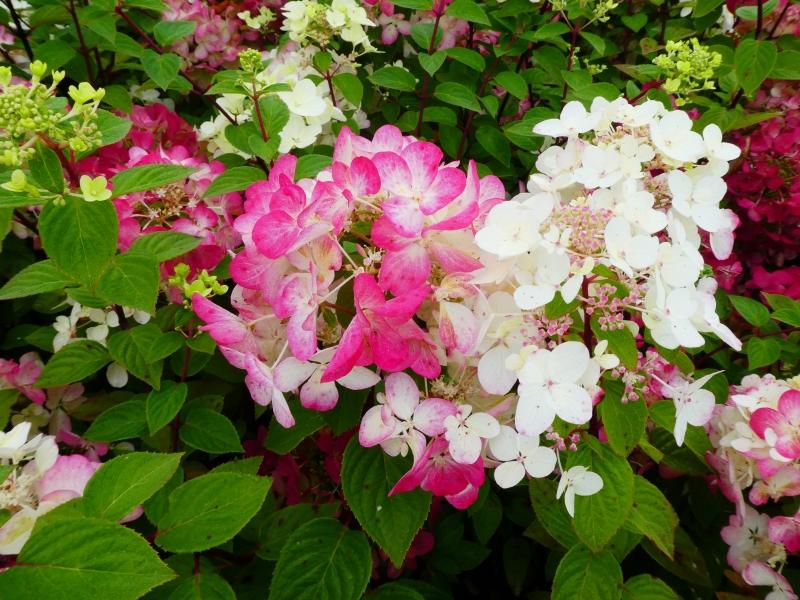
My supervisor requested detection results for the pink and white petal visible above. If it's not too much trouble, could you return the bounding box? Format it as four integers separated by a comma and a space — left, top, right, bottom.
523, 446, 557, 478
413, 398, 458, 436
769, 516, 800, 553
287, 310, 318, 362
372, 151, 412, 194
407, 429, 427, 463
478, 346, 518, 396
428, 242, 483, 274
243, 353, 276, 407
299, 372, 339, 411
402, 141, 442, 189
320, 319, 367, 383
383, 196, 425, 237
779, 390, 800, 425
750, 408, 787, 441
419, 168, 467, 214
378, 246, 432, 296
35, 455, 100, 499
371, 216, 412, 252
447, 429, 483, 464
359, 405, 397, 446
252, 211, 300, 258
550, 383, 592, 425
337, 367, 381, 390
465, 412, 500, 439
494, 461, 526, 489
384, 372, 421, 421
349, 157, 381, 196
446, 482, 481, 510
273, 357, 317, 392
488, 425, 520, 462
439, 301, 480, 355
515, 387, 556, 436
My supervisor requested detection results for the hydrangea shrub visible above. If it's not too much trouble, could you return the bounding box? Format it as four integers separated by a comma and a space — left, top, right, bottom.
0, 0, 799, 598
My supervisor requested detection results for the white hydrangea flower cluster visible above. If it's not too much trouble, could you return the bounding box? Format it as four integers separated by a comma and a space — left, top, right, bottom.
200, 45, 366, 156
281, 0, 375, 51
471, 96, 741, 479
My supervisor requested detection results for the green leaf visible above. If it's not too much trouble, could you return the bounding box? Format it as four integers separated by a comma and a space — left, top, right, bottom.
142, 49, 182, 90
649, 401, 712, 465
641, 527, 711, 587
736, 0, 778, 20
156, 472, 270, 552
592, 320, 638, 369
0, 517, 174, 600
494, 71, 527, 100
433, 82, 481, 112
203, 166, 263, 197
107, 326, 165, 388
369, 582, 426, 600
146, 381, 188, 434
445, 47, 485, 72
83, 452, 183, 521
0, 190, 39, 209
729, 294, 771, 327
29, 145, 65, 193
445, 0, 491, 25
39, 195, 118, 286
745, 336, 782, 369
552, 544, 623, 600
341, 440, 431, 567
96, 110, 134, 147
735, 39, 778, 96
258, 95, 290, 138
475, 126, 511, 166
528, 478, 579, 548
36, 340, 110, 388
599, 380, 647, 457
85, 400, 148, 442
127, 231, 202, 262
580, 31, 607, 55
268, 518, 372, 600
620, 14, 647, 32
295, 155, 333, 180
621, 575, 678, 599
180, 408, 244, 454
257, 503, 340, 560
111, 164, 198, 198
418, 52, 446, 77
168, 573, 236, 600
0, 260, 74, 300
624, 475, 678, 557
531, 21, 570, 39
391, 0, 432, 8
693, 0, 724, 18
265, 401, 325, 454
332, 73, 364, 106
153, 20, 197, 46
97, 253, 160, 314
568, 438, 634, 551
368, 66, 417, 92
771, 51, 800, 80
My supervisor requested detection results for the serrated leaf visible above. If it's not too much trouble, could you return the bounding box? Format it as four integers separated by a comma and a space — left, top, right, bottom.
153, 20, 196, 46
265, 400, 325, 454
0, 517, 174, 600
203, 166, 263, 197
418, 52, 446, 76
624, 475, 678, 557
85, 400, 148, 442
36, 340, 110, 388
528, 478, 579, 548
39, 195, 118, 286
729, 294, 770, 327
0, 260, 74, 300
745, 336, 782, 369
179, 408, 244, 454
552, 544, 622, 600
599, 380, 647, 457
567, 438, 634, 551
494, 71, 528, 100
142, 49, 182, 90
433, 82, 481, 112
111, 164, 198, 198
445, 0, 490, 25
341, 440, 431, 567
369, 66, 417, 92
127, 231, 202, 262
621, 575, 678, 600
445, 47, 485, 72
332, 73, 364, 106
735, 39, 778, 96
83, 452, 183, 521
29, 145, 64, 193
475, 126, 511, 166
156, 472, 270, 553
168, 573, 236, 600
257, 95, 290, 138
294, 154, 332, 180
257, 503, 340, 560
146, 381, 188, 435
592, 319, 638, 369
268, 518, 371, 600
97, 253, 159, 314
107, 326, 166, 388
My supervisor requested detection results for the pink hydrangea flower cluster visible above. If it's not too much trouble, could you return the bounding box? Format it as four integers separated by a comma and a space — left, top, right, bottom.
707, 374, 800, 599
721, 82, 800, 298
77, 103, 243, 281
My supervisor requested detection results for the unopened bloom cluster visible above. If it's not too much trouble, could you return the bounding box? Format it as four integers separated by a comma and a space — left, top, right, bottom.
652, 38, 722, 102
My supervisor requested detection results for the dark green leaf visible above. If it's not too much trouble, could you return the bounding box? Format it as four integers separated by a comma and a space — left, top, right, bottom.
36, 340, 110, 388
180, 408, 244, 454
111, 164, 198, 197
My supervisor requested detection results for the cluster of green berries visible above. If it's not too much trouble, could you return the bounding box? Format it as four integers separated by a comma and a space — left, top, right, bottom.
169, 264, 229, 306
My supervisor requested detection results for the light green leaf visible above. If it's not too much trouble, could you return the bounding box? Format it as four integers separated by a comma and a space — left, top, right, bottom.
36, 340, 110, 388
179, 408, 244, 454
153, 20, 197, 46
258, 95, 290, 138
735, 39, 778, 96
142, 49, 182, 90
295, 155, 333, 180
332, 73, 364, 106
445, 47, 485, 72
624, 475, 678, 558
96, 110, 134, 147
29, 145, 64, 193
341, 440, 431, 567
83, 452, 183, 521
745, 336, 782, 369
552, 544, 622, 600
85, 400, 148, 442
0, 517, 175, 600
39, 195, 118, 286
0, 260, 74, 300
592, 319, 638, 369
269, 518, 372, 600
494, 71, 527, 100
369, 66, 417, 92
97, 253, 160, 314
147, 381, 188, 435
127, 231, 202, 262
621, 575, 678, 600
167, 573, 236, 600
445, 0, 491, 25
418, 52, 446, 76
729, 294, 771, 327
111, 164, 198, 198
156, 472, 270, 552
599, 380, 647, 457
203, 166, 263, 198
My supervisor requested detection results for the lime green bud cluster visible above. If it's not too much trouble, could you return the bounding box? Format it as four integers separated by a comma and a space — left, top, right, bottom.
0, 63, 104, 167
652, 38, 722, 103
238, 49, 264, 73
591, 0, 620, 22
169, 264, 229, 305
